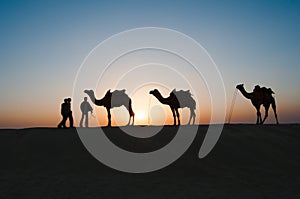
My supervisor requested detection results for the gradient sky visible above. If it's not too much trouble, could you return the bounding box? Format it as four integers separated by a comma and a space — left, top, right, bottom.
0, 0, 299, 128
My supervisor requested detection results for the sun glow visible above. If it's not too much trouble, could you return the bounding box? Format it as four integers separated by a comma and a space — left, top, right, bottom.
136, 111, 146, 120
135, 111, 148, 125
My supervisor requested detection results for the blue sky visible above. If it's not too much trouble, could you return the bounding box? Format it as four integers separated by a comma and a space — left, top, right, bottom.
0, 0, 299, 127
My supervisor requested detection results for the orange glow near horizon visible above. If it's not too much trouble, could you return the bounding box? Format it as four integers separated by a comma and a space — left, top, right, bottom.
0, 101, 299, 128
0, 88, 299, 128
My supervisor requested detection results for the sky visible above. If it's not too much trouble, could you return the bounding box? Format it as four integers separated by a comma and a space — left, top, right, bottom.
0, 0, 299, 128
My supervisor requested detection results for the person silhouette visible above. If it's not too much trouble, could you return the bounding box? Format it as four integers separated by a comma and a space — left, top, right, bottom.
66, 98, 74, 128
79, 97, 93, 127
57, 98, 74, 128
58, 98, 68, 128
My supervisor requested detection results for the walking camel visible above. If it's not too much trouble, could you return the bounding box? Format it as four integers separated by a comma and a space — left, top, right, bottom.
236, 84, 279, 124
149, 89, 196, 125
84, 89, 135, 126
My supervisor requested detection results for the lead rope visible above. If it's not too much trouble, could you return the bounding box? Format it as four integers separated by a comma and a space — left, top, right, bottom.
90, 111, 96, 119
87, 111, 96, 123
227, 88, 238, 124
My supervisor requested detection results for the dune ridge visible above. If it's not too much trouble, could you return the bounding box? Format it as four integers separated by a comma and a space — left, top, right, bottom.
0, 124, 299, 198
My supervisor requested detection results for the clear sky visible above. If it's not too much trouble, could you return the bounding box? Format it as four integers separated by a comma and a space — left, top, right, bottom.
0, 0, 299, 128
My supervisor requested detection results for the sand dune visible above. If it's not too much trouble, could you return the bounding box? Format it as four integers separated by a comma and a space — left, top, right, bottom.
0, 125, 299, 198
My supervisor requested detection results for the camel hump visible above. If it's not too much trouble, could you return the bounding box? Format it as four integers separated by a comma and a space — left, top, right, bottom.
261, 87, 275, 95
172, 90, 196, 109
253, 86, 274, 95
173, 89, 192, 97
112, 89, 127, 96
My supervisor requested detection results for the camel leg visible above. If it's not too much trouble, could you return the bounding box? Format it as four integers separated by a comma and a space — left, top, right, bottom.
106, 107, 111, 127
261, 104, 270, 124
126, 116, 131, 126
171, 108, 176, 125
255, 106, 262, 124
126, 109, 131, 126
192, 110, 196, 125
126, 114, 134, 126
271, 100, 279, 125
175, 108, 180, 126
258, 112, 262, 124
188, 110, 192, 125
125, 100, 135, 126
129, 100, 135, 125
131, 115, 135, 126
189, 109, 196, 125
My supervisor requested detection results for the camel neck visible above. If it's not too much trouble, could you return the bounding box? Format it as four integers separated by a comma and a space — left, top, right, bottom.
153, 92, 170, 105
238, 87, 253, 99
89, 94, 96, 103
87, 93, 101, 105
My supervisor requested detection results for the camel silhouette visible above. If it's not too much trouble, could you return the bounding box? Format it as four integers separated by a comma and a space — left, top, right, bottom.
84, 89, 135, 126
236, 84, 279, 124
149, 89, 196, 125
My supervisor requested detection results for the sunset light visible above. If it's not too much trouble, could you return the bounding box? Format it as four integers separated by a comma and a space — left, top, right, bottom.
0, 1, 299, 129
135, 111, 147, 123
1, 1, 299, 198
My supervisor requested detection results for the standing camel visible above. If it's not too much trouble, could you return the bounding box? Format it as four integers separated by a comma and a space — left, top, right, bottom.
236, 84, 279, 124
84, 89, 134, 126
149, 89, 196, 125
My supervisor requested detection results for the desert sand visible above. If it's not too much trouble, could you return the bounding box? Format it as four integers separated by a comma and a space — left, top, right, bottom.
0, 124, 299, 199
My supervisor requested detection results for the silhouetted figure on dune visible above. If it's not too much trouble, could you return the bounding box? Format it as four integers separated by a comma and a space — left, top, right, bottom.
80, 97, 93, 128
236, 84, 279, 124
84, 89, 135, 126
149, 89, 196, 125
58, 98, 74, 128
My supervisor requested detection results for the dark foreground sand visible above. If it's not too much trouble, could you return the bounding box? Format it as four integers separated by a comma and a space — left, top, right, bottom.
0, 125, 299, 199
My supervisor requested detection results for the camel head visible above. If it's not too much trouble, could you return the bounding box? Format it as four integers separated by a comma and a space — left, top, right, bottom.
149, 89, 159, 96
236, 84, 244, 90
84, 89, 94, 96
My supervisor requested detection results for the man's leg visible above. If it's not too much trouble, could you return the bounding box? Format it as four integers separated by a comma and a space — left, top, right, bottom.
57, 116, 65, 128
69, 112, 74, 128
79, 113, 84, 127
60, 115, 67, 128
85, 113, 89, 127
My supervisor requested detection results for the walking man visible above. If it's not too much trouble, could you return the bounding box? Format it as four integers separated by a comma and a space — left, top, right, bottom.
80, 97, 93, 127
66, 98, 74, 128
58, 98, 74, 128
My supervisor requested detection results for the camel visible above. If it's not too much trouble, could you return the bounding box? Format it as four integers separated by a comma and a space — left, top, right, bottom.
236, 84, 279, 124
84, 89, 134, 126
149, 89, 196, 125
